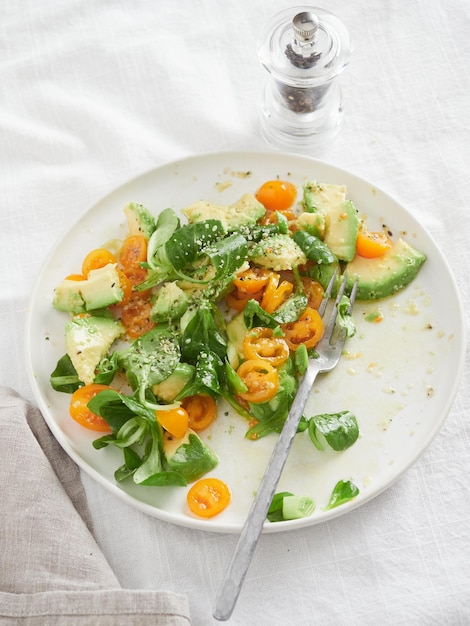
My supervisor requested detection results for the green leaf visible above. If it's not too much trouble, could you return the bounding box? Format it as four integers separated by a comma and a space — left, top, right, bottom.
133, 422, 164, 484
123, 446, 142, 470
243, 299, 280, 330
166, 433, 218, 483
113, 448, 143, 481
204, 232, 248, 283
138, 471, 187, 487
180, 304, 227, 362
224, 360, 248, 394
294, 343, 309, 375
50, 354, 82, 393
87, 389, 136, 433
118, 326, 181, 398
324, 480, 360, 510
165, 219, 225, 271
267, 492, 294, 522
177, 350, 223, 399
272, 292, 308, 324
93, 352, 119, 385
337, 294, 357, 338
293, 230, 336, 265
275, 211, 289, 234
308, 411, 359, 451
115, 464, 137, 482
147, 208, 180, 268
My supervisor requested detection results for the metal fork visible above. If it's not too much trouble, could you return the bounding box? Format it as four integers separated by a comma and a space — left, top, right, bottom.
213, 273, 358, 622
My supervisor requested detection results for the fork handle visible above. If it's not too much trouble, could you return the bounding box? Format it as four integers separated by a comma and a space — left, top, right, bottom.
213, 361, 320, 621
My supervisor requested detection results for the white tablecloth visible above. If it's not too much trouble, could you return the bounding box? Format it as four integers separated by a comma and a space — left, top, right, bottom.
2, 1, 469, 624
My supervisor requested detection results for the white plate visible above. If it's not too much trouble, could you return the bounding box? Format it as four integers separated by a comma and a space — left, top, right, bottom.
25, 151, 465, 533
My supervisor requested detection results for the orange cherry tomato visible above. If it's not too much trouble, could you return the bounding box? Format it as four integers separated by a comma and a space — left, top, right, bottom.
156, 406, 189, 439
182, 394, 217, 431
226, 287, 264, 311
81, 248, 118, 277
187, 477, 231, 518
70, 384, 113, 432
236, 359, 279, 404
282, 307, 323, 350
356, 230, 392, 258
243, 328, 290, 367
116, 270, 133, 306
122, 266, 152, 298
122, 266, 149, 288
121, 296, 155, 338
233, 267, 272, 295
261, 273, 293, 314
301, 277, 324, 310
119, 235, 148, 269
255, 180, 297, 212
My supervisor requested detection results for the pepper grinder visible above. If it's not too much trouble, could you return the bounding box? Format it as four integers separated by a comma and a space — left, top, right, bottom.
258, 6, 352, 153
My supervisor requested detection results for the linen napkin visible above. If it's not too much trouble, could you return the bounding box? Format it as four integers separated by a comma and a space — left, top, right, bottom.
0, 387, 191, 625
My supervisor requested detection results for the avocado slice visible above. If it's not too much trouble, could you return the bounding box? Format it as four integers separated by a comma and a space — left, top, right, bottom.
344, 238, 426, 300
302, 182, 359, 262
65, 315, 124, 385
80, 264, 124, 310
324, 199, 359, 263
124, 202, 156, 239
152, 363, 195, 402
183, 193, 266, 232
53, 279, 86, 313
53, 263, 124, 313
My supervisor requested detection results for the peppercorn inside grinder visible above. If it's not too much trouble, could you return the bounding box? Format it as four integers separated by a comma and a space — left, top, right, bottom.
257, 7, 352, 153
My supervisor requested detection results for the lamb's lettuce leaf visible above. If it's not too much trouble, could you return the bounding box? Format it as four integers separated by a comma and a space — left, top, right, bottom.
308, 411, 359, 451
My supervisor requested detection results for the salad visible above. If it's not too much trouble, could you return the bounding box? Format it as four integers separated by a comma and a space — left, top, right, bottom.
50, 178, 426, 519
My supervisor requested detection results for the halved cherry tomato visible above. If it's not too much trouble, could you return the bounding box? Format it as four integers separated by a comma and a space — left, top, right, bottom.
233, 267, 272, 295
121, 296, 155, 338
116, 270, 133, 306
156, 406, 189, 439
243, 327, 290, 367
70, 384, 113, 432
187, 477, 231, 518
119, 235, 148, 269
255, 180, 297, 211
301, 277, 324, 310
261, 273, 293, 314
81, 248, 118, 277
122, 266, 152, 298
236, 359, 279, 404
282, 307, 323, 350
182, 394, 217, 431
356, 230, 392, 258
226, 287, 264, 311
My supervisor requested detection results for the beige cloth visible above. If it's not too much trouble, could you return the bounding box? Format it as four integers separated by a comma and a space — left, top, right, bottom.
0, 387, 191, 625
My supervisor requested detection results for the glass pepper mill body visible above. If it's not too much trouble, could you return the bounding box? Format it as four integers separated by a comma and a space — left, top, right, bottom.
258, 7, 352, 153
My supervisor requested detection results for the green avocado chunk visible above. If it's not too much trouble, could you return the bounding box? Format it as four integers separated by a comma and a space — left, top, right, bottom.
344, 238, 426, 300
65, 315, 124, 385
302, 182, 359, 262
323, 199, 359, 262
182, 193, 265, 231
124, 202, 156, 239
53, 263, 124, 313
